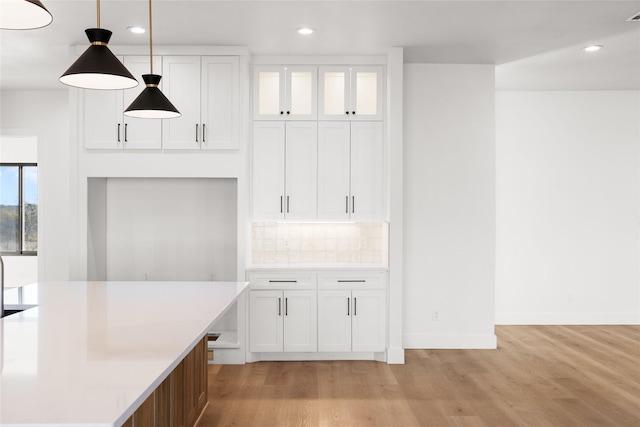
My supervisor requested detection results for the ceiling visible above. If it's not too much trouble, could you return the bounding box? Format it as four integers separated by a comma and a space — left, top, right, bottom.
0, 0, 639, 91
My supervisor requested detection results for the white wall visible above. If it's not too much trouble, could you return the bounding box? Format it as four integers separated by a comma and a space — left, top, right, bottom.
403, 64, 496, 348
1, 90, 70, 281
496, 91, 640, 324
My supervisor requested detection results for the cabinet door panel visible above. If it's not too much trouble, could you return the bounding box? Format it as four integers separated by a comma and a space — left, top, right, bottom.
318, 67, 350, 120
122, 56, 162, 149
285, 121, 317, 219
350, 122, 383, 221
249, 290, 283, 352
351, 290, 386, 352
254, 66, 285, 119
317, 121, 351, 220
82, 81, 122, 149
351, 66, 383, 120
283, 290, 317, 352
201, 56, 239, 149
162, 56, 201, 149
318, 290, 351, 352
252, 122, 286, 220
286, 66, 317, 120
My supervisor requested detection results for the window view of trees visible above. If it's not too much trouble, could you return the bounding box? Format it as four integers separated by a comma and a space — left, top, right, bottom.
0, 164, 37, 254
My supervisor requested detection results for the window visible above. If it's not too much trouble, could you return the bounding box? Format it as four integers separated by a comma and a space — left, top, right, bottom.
0, 163, 37, 254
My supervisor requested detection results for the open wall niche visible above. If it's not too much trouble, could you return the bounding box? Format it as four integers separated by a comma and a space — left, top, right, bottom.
88, 177, 237, 282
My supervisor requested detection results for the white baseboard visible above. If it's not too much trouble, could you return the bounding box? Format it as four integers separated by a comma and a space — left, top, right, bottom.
495, 312, 640, 325
403, 333, 497, 349
386, 346, 405, 364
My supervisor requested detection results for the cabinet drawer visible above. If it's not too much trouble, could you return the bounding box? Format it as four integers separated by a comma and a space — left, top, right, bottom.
248, 272, 317, 290
318, 271, 386, 290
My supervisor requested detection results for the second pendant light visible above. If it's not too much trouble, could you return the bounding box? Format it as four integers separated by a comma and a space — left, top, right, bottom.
124, 0, 180, 119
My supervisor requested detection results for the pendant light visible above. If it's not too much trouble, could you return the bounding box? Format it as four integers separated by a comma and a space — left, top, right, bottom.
0, 0, 52, 30
59, 0, 138, 90
124, 0, 180, 118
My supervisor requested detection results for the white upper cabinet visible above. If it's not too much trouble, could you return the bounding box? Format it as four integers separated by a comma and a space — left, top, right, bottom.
252, 121, 318, 220
162, 56, 240, 149
253, 66, 317, 120
83, 56, 162, 150
317, 121, 384, 221
318, 66, 383, 121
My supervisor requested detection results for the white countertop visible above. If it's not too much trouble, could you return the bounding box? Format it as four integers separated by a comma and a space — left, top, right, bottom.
0, 280, 248, 427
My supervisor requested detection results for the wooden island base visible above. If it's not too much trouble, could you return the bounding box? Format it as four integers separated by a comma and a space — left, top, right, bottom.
123, 336, 208, 427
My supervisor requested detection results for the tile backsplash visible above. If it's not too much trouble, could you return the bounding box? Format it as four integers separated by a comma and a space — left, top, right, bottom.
252, 222, 389, 266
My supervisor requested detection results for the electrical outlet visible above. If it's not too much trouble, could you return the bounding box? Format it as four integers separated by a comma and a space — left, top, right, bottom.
432, 310, 441, 321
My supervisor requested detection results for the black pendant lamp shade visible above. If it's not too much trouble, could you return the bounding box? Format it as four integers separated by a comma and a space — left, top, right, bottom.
0, 0, 53, 30
59, 28, 139, 90
124, 74, 181, 118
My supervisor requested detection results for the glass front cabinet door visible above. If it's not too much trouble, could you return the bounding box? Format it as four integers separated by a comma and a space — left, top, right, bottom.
253, 66, 317, 120
318, 66, 384, 121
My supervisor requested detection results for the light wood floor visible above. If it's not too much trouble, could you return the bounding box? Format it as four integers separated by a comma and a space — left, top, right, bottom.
199, 325, 640, 426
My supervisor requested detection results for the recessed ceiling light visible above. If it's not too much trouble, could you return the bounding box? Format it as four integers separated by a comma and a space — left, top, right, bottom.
128, 26, 146, 34
297, 27, 314, 35
583, 45, 603, 52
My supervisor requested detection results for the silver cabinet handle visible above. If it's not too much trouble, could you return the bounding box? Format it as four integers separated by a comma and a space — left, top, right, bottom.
124, 123, 128, 143
338, 280, 366, 283
354, 297, 357, 316
280, 196, 283, 213
268, 280, 297, 283
285, 298, 288, 316
117, 124, 121, 142
196, 124, 199, 142
202, 123, 206, 143
346, 196, 349, 213
352, 196, 355, 213
347, 297, 350, 316
286, 196, 290, 213
278, 297, 281, 316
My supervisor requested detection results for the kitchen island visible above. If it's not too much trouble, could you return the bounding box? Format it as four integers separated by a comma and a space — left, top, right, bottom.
0, 280, 248, 426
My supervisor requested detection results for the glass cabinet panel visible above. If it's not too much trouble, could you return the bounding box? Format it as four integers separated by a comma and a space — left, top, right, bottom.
258, 71, 281, 116
289, 71, 313, 115
323, 71, 347, 116
354, 71, 378, 116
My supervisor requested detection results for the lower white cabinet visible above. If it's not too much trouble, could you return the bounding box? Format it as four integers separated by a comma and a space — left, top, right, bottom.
318, 289, 386, 352
247, 269, 387, 359
249, 290, 317, 353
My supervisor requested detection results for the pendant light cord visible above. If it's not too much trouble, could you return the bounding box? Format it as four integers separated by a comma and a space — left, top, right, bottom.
97, 0, 100, 28
149, 0, 154, 74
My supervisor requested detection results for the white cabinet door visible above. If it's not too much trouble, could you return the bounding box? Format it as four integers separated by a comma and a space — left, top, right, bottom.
318, 290, 352, 352
285, 121, 317, 219
318, 66, 383, 120
249, 290, 284, 352
252, 122, 317, 220
252, 122, 286, 220
317, 121, 351, 220
122, 56, 162, 149
83, 86, 123, 149
162, 56, 202, 149
349, 66, 384, 121
351, 290, 386, 352
283, 290, 317, 352
317, 121, 384, 220
350, 121, 384, 220
253, 65, 317, 120
201, 56, 239, 149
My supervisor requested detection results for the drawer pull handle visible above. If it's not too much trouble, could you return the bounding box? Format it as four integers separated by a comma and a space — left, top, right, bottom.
285, 297, 288, 316
354, 297, 357, 316
278, 297, 281, 316
337, 280, 366, 283
268, 280, 298, 283
347, 297, 350, 316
